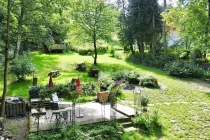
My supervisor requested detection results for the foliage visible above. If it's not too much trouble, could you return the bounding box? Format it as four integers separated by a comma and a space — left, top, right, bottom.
110, 47, 115, 57
192, 48, 205, 64
110, 84, 123, 107
140, 96, 149, 112
27, 122, 123, 140
112, 70, 129, 82
132, 110, 162, 133
99, 72, 114, 91
78, 48, 92, 56
163, 0, 208, 52
10, 55, 35, 80
126, 71, 141, 85
47, 84, 80, 100
82, 82, 98, 96
120, 131, 142, 140
121, 0, 162, 57
126, 53, 174, 69
126, 53, 142, 64
139, 76, 159, 88
29, 86, 45, 99
165, 61, 205, 78
179, 50, 190, 59
71, 0, 118, 64
112, 70, 140, 85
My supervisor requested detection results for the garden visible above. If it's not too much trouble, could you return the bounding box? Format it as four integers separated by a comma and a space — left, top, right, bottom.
0, 52, 209, 139
0, 0, 210, 140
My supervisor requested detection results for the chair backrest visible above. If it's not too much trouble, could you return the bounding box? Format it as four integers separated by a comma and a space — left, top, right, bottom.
50, 102, 59, 110
52, 93, 59, 103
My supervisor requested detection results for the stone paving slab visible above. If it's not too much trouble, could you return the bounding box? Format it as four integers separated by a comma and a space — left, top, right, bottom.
30, 101, 128, 132
115, 103, 135, 117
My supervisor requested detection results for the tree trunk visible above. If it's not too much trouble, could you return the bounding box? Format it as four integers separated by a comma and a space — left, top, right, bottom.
152, 3, 156, 59
93, 30, 97, 65
137, 39, 144, 60
14, 1, 24, 58
130, 44, 134, 54
163, 0, 167, 62
1, 0, 11, 117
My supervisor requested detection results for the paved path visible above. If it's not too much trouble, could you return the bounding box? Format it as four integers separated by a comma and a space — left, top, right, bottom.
148, 101, 210, 106
115, 104, 135, 117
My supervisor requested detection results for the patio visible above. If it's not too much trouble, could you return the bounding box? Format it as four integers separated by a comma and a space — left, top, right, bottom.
30, 101, 135, 132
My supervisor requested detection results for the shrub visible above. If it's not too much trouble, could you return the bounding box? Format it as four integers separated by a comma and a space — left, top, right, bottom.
99, 73, 114, 91
97, 46, 108, 54
142, 54, 167, 69
126, 53, 142, 64
82, 82, 98, 96
126, 71, 141, 84
29, 86, 45, 99
165, 61, 205, 78
109, 84, 123, 106
132, 110, 162, 133
112, 70, 140, 84
179, 50, 190, 59
110, 48, 115, 57
192, 48, 202, 63
139, 76, 159, 88
141, 96, 149, 112
10, 55, 35, 80
112, 70, 129, 82
78, 48, 92, 55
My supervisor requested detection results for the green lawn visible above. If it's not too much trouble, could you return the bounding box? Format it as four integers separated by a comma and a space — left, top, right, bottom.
0, 52, 210, 139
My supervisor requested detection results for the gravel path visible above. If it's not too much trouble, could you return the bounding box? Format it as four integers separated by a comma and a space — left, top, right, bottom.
4, 115, 29, 140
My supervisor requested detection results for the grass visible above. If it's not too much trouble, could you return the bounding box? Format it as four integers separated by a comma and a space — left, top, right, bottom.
1, 52, 210, 139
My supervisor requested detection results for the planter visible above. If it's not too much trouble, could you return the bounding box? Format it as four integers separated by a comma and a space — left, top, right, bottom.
97, 91, 109, 103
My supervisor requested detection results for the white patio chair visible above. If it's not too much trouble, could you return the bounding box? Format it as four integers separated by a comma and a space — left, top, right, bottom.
52, 93, 72, 109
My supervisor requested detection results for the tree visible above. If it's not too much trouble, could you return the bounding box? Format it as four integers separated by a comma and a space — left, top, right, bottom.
163, 0, 208, 52
163, 0, 167, 61
126, 0, 162, 59
71, 0, 118, 64
1, 0, 11, 117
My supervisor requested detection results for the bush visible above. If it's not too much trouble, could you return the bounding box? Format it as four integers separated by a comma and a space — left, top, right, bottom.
132, 110, 162, 133
141, 96, 149, 112
10, 55, 35, 80
112, 70, 129, 82
126, 53, 142, 64
110, 48, 115, 57
179, 50, 190, 59
78, 49, 92, 55
112, 70, 140, 84
192, 48, 202, 63
29, 86, 45, 99
82, 82, 98, 96
139, 76, 159, 88
142, 54, 168, 69
121, 131, 142, 140
165, 61, 205, 78
97, 46, 108, 54
109, 84, 123, 106
99, 73, 114, 91
141, 96, 149, 107
126, 71, 141, 84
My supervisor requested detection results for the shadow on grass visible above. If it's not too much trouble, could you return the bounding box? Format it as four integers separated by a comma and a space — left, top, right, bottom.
7, 79, 32, 99
204, 92, 210, 97
31, 53, 59, 70
91, 63, 132, 72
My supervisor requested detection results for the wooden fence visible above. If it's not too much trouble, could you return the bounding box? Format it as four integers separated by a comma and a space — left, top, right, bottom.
4, 102, 26, 117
